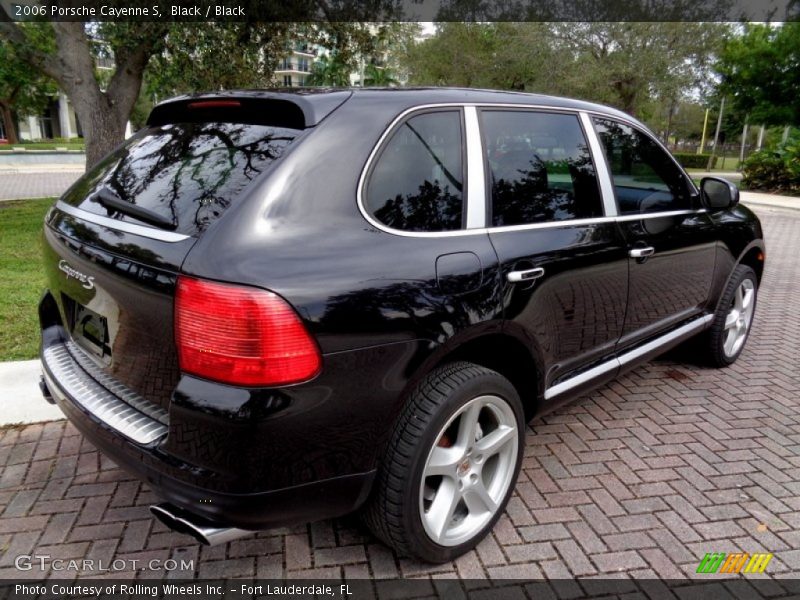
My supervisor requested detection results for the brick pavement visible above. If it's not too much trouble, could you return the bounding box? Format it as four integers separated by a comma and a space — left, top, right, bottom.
0, 206, 798, 582
0, 171, 82, 201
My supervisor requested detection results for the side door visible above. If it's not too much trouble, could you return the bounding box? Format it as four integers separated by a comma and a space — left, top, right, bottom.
482, 109, 629, 401
592, 117, 718, 348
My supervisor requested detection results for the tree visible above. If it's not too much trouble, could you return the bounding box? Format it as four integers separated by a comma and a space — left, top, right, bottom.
0, 6, 398, 168
361, 64, 398, 87
306, 53, 352, 86
716, 23, 800, 127
406, 23, 561, 91
0, 20, 170, 167
0, 34, 57, 143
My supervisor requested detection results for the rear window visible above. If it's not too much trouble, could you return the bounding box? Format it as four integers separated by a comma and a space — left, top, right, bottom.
61, 121, 298, 237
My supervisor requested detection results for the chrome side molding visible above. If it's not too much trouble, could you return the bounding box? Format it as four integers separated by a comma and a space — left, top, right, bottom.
544, 315, 713, 400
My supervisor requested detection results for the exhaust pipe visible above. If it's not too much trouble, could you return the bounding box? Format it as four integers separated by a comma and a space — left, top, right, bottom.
150, 504, 252, 546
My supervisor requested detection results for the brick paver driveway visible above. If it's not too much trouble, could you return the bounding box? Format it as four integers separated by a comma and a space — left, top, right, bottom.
1, 205, 798, 582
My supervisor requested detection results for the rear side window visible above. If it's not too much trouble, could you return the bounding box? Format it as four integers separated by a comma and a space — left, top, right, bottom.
481, 110, 603, 227
365, 110, 464, 232
61, 122, 298, 237
593, 118, 692, 214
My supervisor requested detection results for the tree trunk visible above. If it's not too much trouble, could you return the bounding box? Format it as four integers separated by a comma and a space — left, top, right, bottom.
0, 101, 19, 143
69, 93, 128, 168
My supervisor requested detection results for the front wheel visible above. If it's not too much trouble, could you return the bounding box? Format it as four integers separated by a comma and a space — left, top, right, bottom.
703, 264, 758, 367
362, 362, 524, 563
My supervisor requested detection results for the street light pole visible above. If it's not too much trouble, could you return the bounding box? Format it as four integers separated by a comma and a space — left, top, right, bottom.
699, 107, 710, 154
707, 97, 725, 171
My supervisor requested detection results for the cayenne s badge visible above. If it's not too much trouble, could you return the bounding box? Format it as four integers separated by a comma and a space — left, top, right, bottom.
58, 260, 95, 290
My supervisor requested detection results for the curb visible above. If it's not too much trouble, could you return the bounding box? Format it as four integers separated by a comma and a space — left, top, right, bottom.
0, 359, 65, 426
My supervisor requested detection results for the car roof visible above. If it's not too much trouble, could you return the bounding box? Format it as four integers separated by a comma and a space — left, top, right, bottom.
155, 87, 638, 128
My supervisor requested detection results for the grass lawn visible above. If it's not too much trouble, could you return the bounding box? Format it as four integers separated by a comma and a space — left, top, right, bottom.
0, 198, 53, 361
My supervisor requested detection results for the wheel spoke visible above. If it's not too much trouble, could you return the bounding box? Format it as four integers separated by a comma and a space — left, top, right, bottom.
462, 480, 497, 515
723, 326, 738, 356
425, 478, 461, 542
741, 287, 754, 312
734, 286, 744, 311
456, 402, 482, 448
425, 446, 461, 478
724, 310, 738, 330
475, 425, 515, 457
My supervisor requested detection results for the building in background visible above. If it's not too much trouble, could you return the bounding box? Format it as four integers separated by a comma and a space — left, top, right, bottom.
273, 43, 316, 88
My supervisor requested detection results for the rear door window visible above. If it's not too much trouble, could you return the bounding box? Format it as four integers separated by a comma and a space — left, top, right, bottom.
61, 121, 298, 237
481, 110, 603, 227
365, 110, 465, 232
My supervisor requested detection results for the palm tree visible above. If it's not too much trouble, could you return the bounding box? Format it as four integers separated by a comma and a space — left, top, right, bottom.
305, 54, 351, 87
361, 64, 399, 87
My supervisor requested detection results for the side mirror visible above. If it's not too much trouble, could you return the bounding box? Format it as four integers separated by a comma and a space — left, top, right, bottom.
700, 177, 739, 210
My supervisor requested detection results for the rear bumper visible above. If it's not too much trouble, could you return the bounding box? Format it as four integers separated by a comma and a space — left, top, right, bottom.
40, 331, 377, 529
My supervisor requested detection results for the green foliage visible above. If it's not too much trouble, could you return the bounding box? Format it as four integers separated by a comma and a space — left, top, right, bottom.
0, 27, 57, 142
406, 23, 728, 122
361, 64, 399, 87
742, 135, 800, 195
306, 53, 352, 87
673, 152, 719, 169
145, 23, 290, 98
716, 23, 800, 126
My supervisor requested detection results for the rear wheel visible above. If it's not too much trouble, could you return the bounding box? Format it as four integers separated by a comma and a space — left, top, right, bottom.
703, 265, 758, 367
362, 362, 524, 563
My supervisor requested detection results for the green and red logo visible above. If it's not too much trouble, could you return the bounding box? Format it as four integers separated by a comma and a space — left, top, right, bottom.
697, 552, 773, 574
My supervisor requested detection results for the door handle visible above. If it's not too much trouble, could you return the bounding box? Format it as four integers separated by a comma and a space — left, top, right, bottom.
507, 267, 545, 283
629, 247, 655, 259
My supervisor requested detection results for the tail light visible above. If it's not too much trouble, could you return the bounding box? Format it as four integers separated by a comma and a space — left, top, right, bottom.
175, 276, 321, 387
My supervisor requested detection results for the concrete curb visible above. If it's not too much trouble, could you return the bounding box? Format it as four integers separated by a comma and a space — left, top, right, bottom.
0, 359, 65, 426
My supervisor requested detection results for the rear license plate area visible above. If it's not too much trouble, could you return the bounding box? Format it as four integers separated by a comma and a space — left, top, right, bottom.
64, 296, 111, 364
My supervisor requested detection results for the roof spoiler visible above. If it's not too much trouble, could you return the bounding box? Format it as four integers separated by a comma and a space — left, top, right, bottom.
148, 90, 353, 129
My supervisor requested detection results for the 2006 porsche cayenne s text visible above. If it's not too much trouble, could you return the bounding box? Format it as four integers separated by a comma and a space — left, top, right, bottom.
39, 88, 764, 562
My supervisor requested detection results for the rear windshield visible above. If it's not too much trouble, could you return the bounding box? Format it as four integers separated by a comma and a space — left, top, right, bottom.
61, 122, 298, 236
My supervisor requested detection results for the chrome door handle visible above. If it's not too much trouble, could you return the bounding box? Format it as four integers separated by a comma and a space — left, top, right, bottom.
507, 267, 545, 283
629, 247, 655, 259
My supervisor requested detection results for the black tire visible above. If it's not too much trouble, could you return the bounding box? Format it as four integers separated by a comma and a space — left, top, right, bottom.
362, 361, 524, 563
702, 264, 758, 367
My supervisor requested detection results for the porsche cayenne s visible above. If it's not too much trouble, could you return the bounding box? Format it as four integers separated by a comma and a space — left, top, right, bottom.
39, 88, 764, 562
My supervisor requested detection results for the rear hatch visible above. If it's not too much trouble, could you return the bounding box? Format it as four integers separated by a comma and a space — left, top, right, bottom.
42, 95, 324, 411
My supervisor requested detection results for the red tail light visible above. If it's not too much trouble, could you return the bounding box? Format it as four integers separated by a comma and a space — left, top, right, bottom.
175, 276, 321, 387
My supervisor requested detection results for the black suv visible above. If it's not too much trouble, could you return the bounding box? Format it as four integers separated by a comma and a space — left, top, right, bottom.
39, 88, 764, 562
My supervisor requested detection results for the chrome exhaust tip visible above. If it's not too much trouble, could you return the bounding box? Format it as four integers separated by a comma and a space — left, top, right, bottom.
150, 504, 252, 546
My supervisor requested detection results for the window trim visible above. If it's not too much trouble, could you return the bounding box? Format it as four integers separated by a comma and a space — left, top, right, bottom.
356, 103, 705, 239
360, 106, 469, 235
477, 107, 614, 226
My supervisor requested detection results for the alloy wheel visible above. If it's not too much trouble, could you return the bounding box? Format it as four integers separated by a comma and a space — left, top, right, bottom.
419, 395, 519, 547
723, 278, 755, 358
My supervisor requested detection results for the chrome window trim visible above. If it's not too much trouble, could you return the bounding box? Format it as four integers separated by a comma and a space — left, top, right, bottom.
544, 314, 713, 400
357, 102, 708, 239
55, 200, 191, 243
463, 106, 487, 229
579, 111, 618, 217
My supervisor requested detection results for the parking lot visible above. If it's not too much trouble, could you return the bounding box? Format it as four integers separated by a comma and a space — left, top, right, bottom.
0, 205, 798, 583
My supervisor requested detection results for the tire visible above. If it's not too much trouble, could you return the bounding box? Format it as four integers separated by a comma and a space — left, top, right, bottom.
362, 361, 524, 563
702, 264, 758, 367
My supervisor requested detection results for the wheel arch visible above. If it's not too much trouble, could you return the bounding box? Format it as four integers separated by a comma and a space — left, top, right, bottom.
410, 328, 544, 422
736, 241, 766, 284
